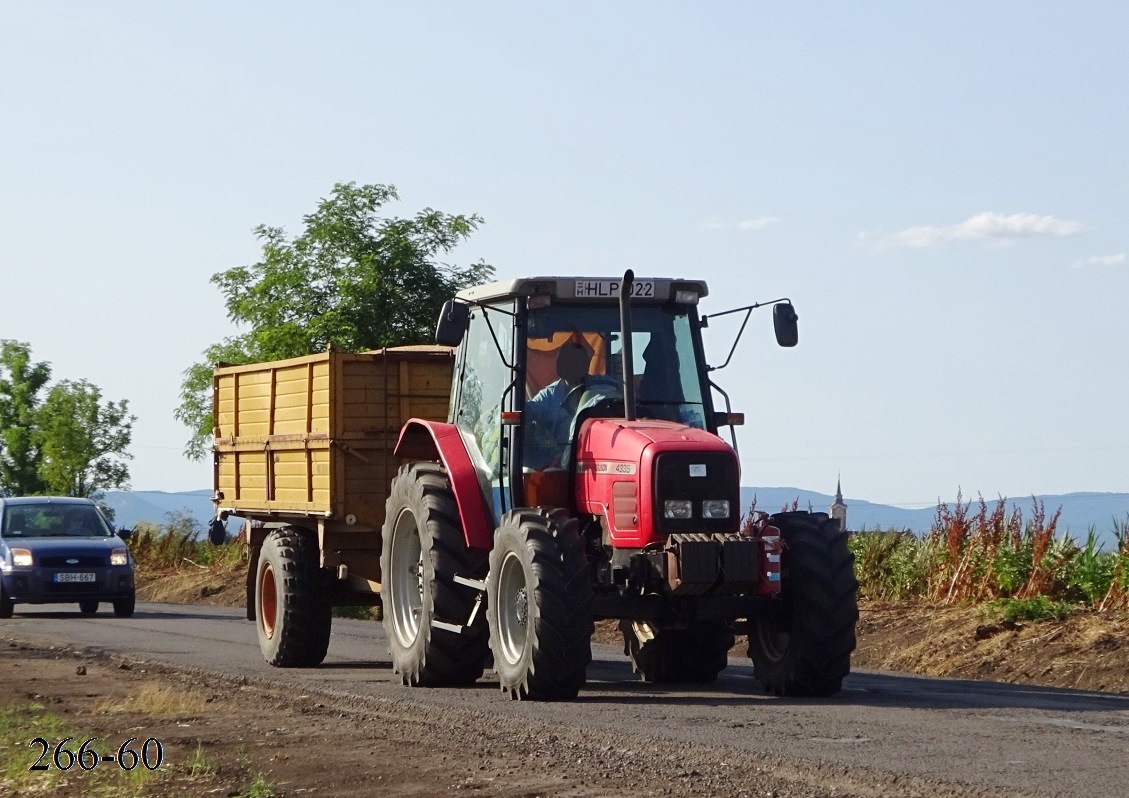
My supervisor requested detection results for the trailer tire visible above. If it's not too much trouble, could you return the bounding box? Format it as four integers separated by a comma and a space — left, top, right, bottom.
79, 600, 99, 616
380, 463, 489, 687
621, 620, 734, 684
748, 512, 858, 697
255, 527, 332, 667
487, 508, 593, 700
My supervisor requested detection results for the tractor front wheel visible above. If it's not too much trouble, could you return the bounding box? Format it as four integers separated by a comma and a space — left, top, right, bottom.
748, 512, 858, 697
487, 508, 593, 700
380, 463, 489, 687
254, 527, 332, 667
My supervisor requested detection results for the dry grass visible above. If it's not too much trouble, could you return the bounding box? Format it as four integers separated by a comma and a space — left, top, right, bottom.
93, 682, 213, 717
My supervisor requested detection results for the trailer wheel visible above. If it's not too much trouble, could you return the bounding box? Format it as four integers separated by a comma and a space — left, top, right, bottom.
486, 508, 593, 700
380, 463, 489, 687
621, 620, 734, 684
255, 527, 332, 667
79, 600, 99, 616
748, 512, 858, 697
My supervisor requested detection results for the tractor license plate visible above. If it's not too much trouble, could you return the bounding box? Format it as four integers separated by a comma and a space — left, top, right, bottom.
574, 279, 655, 299
54, 572, 96, 583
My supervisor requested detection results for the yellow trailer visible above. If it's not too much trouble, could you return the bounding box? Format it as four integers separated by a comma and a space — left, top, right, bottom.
211, 345, 453, 666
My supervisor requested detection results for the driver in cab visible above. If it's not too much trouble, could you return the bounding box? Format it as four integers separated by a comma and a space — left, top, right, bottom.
525, 339, 603, 469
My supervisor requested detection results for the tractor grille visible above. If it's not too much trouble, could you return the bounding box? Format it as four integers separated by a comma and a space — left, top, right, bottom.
653, 451, 740, 535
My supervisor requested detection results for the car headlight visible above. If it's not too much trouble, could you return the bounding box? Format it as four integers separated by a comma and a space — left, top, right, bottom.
110, 548, 129, 566
701, 499, 731, 519
11, 548, 33, 567
663, 500, 693, 520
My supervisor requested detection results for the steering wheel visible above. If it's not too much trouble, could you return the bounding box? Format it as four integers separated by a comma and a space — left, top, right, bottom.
565, 375, 623, 408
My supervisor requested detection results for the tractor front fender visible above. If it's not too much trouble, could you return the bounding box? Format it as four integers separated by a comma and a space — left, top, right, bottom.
394, 419, 494, 550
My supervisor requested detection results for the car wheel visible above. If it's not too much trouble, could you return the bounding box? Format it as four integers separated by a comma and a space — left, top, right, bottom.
0, 585, 13, 618
79, 600, 99, 616
113, 591, 136, 618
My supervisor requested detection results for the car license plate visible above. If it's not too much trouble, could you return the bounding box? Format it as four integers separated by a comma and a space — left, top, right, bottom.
54, 572, 96, 583
574, 279, 655, 299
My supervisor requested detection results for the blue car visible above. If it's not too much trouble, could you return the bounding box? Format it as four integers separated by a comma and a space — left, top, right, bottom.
0, 496, 135, 618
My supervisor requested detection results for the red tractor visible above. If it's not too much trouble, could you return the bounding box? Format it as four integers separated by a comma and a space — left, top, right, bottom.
382, 272, 857, 700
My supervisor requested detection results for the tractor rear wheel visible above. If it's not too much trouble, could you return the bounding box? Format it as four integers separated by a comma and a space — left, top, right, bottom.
487, 508, 593, 700
380, 463, 489, 687
621, 619, 734, 683
254, 527, 332, 667
748, 512, 858, 696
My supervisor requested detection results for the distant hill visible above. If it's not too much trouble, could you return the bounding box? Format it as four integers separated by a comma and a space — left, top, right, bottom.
103, 488, 1129, 550
101, 490, 229, 535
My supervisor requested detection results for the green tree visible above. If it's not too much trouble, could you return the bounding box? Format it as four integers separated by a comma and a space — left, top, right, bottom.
175, 182, 493, 458
0, 341, 52, 496
0, 342, 134, 499
37, 379, 135, 498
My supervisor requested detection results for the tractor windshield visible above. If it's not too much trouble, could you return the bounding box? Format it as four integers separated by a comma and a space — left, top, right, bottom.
523, 302, 708, 469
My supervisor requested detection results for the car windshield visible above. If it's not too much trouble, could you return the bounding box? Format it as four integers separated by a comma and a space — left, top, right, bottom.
0, 504, 113, 538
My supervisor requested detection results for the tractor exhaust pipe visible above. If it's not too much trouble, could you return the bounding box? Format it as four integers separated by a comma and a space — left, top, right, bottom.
619, 269, 637, 421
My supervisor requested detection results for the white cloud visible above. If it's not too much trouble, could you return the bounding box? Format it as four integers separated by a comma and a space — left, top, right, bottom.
738, 216, 779, 231
1071, 253, 1126, 268
861, 211, 1084, 252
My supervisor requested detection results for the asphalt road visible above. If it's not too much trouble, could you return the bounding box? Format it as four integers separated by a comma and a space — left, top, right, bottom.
3, 602, 1127, 797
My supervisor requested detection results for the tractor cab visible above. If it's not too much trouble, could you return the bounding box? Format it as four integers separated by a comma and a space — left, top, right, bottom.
436, 276, 721, 524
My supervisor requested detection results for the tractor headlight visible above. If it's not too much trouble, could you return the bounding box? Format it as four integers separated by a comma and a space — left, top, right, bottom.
110, 548, 129, 566
663, 500, 693, 520
11, 548, 33, 567
701, 500, 731, 519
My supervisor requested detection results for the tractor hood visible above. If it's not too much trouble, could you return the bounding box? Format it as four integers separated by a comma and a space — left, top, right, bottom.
573, 417, 741, 548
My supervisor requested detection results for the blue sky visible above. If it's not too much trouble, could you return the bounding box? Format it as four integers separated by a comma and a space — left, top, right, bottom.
2, 2, 1126, 507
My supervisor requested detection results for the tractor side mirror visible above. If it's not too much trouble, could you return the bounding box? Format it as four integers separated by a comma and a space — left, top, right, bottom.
435, 300, 470, 347
773, 302, 798, 348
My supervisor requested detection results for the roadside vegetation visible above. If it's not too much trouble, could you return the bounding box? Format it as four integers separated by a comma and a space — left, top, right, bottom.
849, 492, 1129, 617
128, 510, 244, 572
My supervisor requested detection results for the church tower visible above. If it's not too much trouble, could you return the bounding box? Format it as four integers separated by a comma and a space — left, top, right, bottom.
830, 477, 847, 532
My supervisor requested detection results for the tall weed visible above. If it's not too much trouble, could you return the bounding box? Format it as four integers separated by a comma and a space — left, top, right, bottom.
848, 493, 1125, 613
128, 510, 244, 574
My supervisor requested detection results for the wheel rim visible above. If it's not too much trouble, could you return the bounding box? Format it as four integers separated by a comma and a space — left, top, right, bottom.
390, 508, 424, 649
259, 561, 277, 639
496, 550, 530, 665
753, 618, 789, 663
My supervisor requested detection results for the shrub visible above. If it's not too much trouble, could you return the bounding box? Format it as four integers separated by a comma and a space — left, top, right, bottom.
986, 596, 1072, 623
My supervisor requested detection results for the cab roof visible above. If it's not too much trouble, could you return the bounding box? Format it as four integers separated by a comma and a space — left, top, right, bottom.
457, 276, 710, 304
